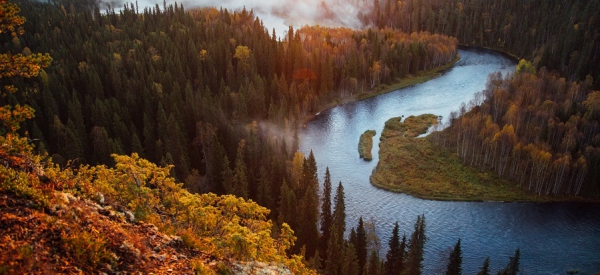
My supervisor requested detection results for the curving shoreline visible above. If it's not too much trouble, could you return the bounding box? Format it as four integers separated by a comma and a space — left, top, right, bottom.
370, 114, 598, 203
301, 55, 461, 126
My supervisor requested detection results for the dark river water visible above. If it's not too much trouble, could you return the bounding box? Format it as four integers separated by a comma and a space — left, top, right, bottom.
299, 48, 600, 274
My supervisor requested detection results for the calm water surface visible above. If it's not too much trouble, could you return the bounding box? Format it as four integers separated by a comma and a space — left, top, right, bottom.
299, 49, 600, 274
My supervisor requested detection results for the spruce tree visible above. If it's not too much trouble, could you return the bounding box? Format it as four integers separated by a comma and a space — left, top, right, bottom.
325, 182, 346, 275
277, 179, 297, 230
232, 140, 248, 198
297, 151, 319, 257
477, 257, 490, 275
349, 228, 357, 252
399, 235, 407, 273
498, 249, 520, 275
342, 243, 360, 275
445, 239, 462, 275
332, 182, 346, 236
298, 182, 320, 257
385, 222, 405, 275
356, 217, 368, 275
366, 250, 382, 275
320, 167, 333, 259
404, 215, 426, 275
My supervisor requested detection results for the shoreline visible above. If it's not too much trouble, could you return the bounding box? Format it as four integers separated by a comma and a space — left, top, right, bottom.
369, 180, 600, 203
369, 116, 600, 203
457, 44, 521, 63
301, 54, 461, 126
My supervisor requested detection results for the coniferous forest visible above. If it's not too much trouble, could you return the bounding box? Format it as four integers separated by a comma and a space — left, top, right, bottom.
1, 0, 599, 274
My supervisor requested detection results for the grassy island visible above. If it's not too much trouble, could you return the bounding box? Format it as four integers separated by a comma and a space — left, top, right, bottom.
370, 114, 582, 202
358, 130, 377, 160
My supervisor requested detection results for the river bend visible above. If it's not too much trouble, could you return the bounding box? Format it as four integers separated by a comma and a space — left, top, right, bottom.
299, 48, 600, 274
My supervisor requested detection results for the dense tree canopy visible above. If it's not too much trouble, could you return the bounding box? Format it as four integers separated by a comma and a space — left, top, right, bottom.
2, 0, 588, 273
365, 0, 600, 90
433, 68, 600, 196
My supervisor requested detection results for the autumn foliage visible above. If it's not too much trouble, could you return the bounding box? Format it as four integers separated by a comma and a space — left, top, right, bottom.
0, 1, 315, 273
0, 148, 315, 274
433, 68, 600, 196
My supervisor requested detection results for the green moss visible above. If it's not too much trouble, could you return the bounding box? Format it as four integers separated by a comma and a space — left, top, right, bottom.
358, 130, 376, 161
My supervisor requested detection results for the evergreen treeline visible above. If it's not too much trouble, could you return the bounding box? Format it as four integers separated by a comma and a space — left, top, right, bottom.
432, 65, 600, 196
362, 0, 600, 197
6, 0, 456, 191
338, 215, 520, 275
2, 0, 457, 264
366, 0, 600, 89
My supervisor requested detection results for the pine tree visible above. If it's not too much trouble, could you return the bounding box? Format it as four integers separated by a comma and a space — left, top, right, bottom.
298, 182, 319, 257
309, 250, 322, 273
356, 217, 368, 275
325, 182, 346, 275
297, 150, 320, 257
445, 239, 462, 275
342, 243, 360, 275
498, 249, 520, 275
257, 166, 273, 209
278, 179, 297, 230
221, 155, 234, 194
404, 215, 426, 275
232, 139, 248, 198
477, 257, 490, 275
325, 227, 343, 275
399, 235, 407, 273
385, 222, 405, 275
366, 250, 382, 275
320, 167, 333, 259
349, 227, 357, 253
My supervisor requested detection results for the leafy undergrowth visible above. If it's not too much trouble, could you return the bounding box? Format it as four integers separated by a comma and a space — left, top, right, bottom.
0, 134, 314, 275
370, 114, 581, 202
358, 130, 376, 161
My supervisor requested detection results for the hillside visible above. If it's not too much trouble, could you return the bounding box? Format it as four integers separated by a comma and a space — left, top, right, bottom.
0, 145, 311, 274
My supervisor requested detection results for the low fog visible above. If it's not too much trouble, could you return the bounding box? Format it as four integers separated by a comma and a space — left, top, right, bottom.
104, 0, 373, 38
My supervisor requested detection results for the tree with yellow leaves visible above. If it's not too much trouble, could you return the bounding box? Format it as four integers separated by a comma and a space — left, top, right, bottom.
0, 0, 51, 138
234, 45, 251, 76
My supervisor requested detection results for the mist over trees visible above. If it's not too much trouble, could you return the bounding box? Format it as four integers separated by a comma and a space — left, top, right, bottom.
2, 0, 461, 266
2, 0, 598, 273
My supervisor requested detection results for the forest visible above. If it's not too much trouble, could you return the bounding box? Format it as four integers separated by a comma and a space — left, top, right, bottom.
1, 0, 465, 273
431, 66, 600, 196
364, 0, 600, 90
6, 0, 456, 187
1, 0, 598, 273
361, 0, 600, 196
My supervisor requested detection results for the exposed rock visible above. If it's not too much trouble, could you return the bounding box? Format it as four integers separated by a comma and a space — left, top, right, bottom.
123, 210, 136, 223
231, 261, 292, 275
97, 192, 105, 204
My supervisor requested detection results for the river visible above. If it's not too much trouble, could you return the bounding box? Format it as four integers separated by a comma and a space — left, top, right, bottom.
299, 48, 600, 274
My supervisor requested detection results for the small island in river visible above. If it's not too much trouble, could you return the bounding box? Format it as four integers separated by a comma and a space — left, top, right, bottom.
370, 114, 579, 202
358, 130, 377, 160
